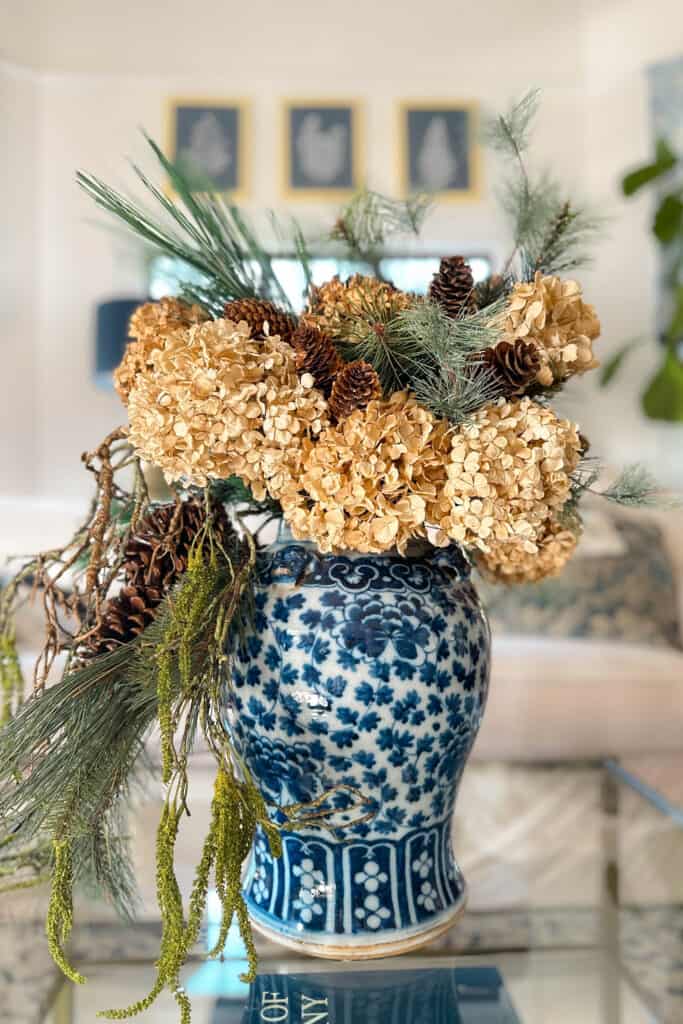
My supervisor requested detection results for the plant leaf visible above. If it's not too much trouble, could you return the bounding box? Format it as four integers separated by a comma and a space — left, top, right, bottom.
622, 138, 677, 196
667, 284, 683, 342
642, 346, 683, 422
653, 193, 683, 244
598, 339, 640, 387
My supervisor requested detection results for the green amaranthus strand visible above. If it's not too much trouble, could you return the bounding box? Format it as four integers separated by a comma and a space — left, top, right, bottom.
155, 541, 219, 784
0, 628, 24, 725
99, 763, 281, 1021
46, 840, 85, 986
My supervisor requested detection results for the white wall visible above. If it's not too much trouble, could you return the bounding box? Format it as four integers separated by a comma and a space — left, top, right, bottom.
574, 0, 683, 484
2, 1, 682, 499
1, 62, 40, 494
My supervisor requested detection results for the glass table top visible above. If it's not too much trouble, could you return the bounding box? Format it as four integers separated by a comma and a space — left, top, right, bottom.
29, 759, 683, 1024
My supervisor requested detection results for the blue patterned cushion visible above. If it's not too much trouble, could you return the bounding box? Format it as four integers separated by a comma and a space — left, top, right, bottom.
480, 517, 681, 650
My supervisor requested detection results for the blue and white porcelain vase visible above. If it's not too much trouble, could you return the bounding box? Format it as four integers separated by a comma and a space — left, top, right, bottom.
225, 524, 490, 958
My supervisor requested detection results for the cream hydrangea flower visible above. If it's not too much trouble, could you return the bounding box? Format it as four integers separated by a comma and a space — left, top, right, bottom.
275, 391, 449, 554
429, 397, 582, 554
114, 297, 208, 403
476, 517, 579, 583
503, 272, 601, 386
126, 318, 328, 493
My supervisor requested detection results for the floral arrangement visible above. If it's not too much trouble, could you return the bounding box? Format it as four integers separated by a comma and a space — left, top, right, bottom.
0, 93, 660, 1021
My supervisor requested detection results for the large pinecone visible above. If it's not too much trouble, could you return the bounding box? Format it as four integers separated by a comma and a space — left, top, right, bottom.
224, 299, 297, 345
83, 499, 228, 655
292, 322, 342, 396
328, 361, 381, 422
429, 256, 476, 318
480, 339, 542, 394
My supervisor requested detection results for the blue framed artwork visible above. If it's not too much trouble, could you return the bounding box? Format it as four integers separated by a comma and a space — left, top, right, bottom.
167, 100, 248, 196
283, 102, 361, 198
400, 102, 479, 199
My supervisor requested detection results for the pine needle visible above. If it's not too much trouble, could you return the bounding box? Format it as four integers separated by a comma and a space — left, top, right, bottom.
484, 92, 604, 275
599, 465, 662, 507
77, 134, 294, 312
413, 361, 506, 424
331, 189, 432, 258
482, 90, 541, 156
384, 299, 508, 419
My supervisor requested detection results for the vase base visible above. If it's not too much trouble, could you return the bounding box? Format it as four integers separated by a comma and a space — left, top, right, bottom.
247, 886, 467, 961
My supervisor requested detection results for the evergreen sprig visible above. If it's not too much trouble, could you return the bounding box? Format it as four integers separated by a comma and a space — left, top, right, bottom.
598, 464, 662, 507
413, 361, 505, 425
331, 189, 432, 259
77, 135, 293, 313
336, 296, 507, 419
484, 91, 603, 276
394, 298, 506, 369
384, 299, 507, 419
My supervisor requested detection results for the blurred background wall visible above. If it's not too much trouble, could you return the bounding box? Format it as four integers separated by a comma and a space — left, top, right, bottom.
1, 0, 682, 500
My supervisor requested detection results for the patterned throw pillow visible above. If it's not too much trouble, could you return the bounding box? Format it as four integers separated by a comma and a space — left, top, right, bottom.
480, 516, 681, 650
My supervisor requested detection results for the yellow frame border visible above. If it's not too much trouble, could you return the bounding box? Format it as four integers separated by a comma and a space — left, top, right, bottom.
166, 97, 250, 201
281, 100, 363, 201
398, 101, 481, 201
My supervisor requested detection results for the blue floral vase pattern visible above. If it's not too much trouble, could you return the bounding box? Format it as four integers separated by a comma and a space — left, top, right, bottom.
223, 525, 490, 956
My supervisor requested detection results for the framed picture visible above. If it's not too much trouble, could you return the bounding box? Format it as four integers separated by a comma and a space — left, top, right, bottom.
399, 102, 479, 199
167, 99, 248, 197
283, 101, 361, 199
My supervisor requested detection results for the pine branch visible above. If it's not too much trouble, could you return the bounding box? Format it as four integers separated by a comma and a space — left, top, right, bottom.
598, 465, 662, 507
342, 297, 507, 420
77, 134, 296, 311
524, 198, 605, 277
0, 644, 148, 918
484, 93, 604, 276
483, 90, 541, 156
331, 189, 432, 259
413, 361, 506, 424
393, 298, 506, 371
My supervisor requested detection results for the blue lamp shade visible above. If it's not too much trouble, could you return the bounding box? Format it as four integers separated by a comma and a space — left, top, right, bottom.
94, 298, 146, 390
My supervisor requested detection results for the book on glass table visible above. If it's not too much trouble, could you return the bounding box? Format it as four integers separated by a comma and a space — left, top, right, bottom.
207, 966, 521, 1023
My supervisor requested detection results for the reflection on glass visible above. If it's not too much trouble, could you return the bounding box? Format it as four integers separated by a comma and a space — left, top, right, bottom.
186, 890, 249, 1002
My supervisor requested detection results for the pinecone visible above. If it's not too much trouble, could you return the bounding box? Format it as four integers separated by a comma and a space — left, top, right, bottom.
328, 361, 382, 422
83, 499, 229, 655
292, 322, 342, 396
88, 582, 158, 652
224, 299, 297, 345
480, 339, 542, 394
429, 256, 476, 319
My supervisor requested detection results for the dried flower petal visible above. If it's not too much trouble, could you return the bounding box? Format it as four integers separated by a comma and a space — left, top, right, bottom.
476, 517, 579, 583
114, 298, 208, 403
127, 318, 329, 492
503, 272, 601, 385
275, 391, 449, 554
430, 396, 582, 558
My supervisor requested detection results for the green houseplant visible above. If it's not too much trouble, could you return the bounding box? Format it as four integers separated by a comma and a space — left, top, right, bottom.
601, 139, 683, 419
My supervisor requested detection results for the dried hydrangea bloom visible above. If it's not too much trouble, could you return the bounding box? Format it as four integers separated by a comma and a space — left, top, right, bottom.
276, 391, 449, 554
476, 517, 579, 583
503, 272, 601, 386
302, 274, 413, 338
128, 296, 208, 342
127, 318, 328, 492
430, 397, 582, 554
114, 297, 208, 403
